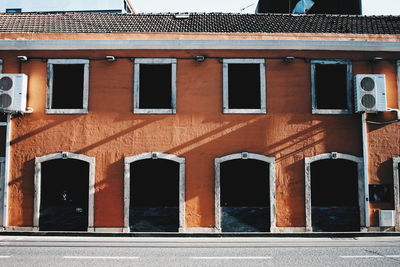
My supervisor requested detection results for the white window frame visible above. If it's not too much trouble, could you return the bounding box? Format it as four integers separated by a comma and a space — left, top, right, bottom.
223, 59, 266, 114
46, 59, 90, 114
311, 59, 353, 114
123, 152, 185, 232
133, 58, 177, 114
397, 60, 400, 108
304, 152, 367, 232
214, 152, 276, 232
33, 152, 95, 232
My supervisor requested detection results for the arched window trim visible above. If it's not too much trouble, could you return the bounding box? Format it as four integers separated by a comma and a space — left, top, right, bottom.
304, 152, 366, 232
392, 157, 400, 231
33, 152, 95, 232
214, 152, 276, 232
124, 152, 185, 232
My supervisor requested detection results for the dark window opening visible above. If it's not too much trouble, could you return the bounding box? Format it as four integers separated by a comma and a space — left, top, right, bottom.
40, 159, 89, 231
139, 64, 172, 109
315, 64, 348, 110
6, 9, 22, 13
130, 159, 179, 232
257, 0, 361, 15
0, 114, 6, 122
311, 159, 360, 232
0, 127, 5, 157
228, 64, 261, 109
52, 64, 85, 109
220, 159, 270, 232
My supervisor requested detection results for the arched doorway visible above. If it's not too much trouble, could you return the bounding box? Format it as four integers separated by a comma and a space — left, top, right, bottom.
34, 152, 95, 231
305, 153, 365, 232
124, 153, 185, 232
215, 152, 276, 232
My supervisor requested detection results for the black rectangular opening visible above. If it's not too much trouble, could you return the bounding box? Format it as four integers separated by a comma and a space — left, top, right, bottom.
52, 64, 85, 109
220, 159, 270, 232
311, 159, 360, 232
0, 114, 6, 122
40, 159, 89, 231
139, 64, 172, 109
258, 0, 361, 15
315, 64, 348, 110
369, 184, 391, 203
228, 64, 261, 109
0, 126, 5, 157
130, 159, 179, 232
6, 9, 22, 13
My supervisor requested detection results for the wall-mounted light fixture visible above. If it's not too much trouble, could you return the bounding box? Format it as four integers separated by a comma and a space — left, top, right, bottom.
105, 55, 116, 62
372, 57, 383, 62
17, 55, 28, 62
284, 56, 295, 63
195, 55, 206, 62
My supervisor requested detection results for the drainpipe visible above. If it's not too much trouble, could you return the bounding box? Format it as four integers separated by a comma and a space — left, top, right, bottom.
361, 112, 370, 229
2, 114, 11, 229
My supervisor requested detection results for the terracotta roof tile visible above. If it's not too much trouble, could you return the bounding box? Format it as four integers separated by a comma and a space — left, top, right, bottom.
0, 13, 399, 34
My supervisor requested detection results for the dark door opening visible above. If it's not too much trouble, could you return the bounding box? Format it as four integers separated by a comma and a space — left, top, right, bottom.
220, 159, 270, 232
311, 159, 360, 232
40, 159, 89, 231
130, 159, 179, 232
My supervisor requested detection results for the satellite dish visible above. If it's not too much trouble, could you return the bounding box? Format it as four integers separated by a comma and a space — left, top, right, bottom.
292, 0, 315, 14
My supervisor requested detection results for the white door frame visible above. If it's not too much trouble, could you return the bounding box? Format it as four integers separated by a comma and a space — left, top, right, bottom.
304, 152, 366, 232
33, 152, 95, 231
214, 152, 276, 232
392, 157, 400, 231
123, 152, 185, 232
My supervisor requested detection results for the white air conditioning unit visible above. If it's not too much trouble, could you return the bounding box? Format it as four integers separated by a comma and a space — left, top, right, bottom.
379, 210, 395, 227
0, 74, 28, 113
354, 74, 387, 113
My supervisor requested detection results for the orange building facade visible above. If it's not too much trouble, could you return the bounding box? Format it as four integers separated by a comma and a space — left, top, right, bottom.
0, 13, 400, 233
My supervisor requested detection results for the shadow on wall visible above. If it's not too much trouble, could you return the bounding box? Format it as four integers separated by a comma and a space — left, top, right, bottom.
10, 116, 82, 146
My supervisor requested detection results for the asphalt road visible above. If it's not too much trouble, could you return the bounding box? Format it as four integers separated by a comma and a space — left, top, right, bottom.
0, 236, 399, 266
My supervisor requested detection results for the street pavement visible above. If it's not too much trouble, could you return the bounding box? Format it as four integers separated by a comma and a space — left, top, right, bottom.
0, 235, 399, 266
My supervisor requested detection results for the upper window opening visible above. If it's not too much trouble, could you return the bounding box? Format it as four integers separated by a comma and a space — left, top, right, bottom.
6, 9, 22, 13
47, 59, 89, 114
134, 58, 176, 114
223, 59, 266, 114
311, 60, 352, 114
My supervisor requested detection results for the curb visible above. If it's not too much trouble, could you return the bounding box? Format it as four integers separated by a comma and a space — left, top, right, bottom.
1, 231, 400, 238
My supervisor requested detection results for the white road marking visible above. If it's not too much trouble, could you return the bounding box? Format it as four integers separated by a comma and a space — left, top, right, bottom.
340, 255, 400, 258
190, 256, 272, 260
0, 256, 11, 258
63, 256, 139, 260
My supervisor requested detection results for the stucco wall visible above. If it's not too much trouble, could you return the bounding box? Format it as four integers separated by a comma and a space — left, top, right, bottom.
1, 49, 399, 229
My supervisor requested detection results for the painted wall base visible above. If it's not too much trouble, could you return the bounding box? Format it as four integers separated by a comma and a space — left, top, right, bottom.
93, 227, 124, 233
179, 227, 219, 233
6, 226, 37, 231
271, 227, 307, 233
365, 227, 396, 232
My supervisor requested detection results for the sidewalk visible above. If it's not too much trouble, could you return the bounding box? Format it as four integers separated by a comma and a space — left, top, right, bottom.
1, 231, 400, 238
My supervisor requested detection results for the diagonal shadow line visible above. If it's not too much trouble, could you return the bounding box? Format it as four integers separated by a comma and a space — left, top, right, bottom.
271, 136, 325, 162
264, 122, 325, 152
76, 118, 163, 154
10, 116, 79, 145
166, 118, 264, 155
267, 128, 326, 160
